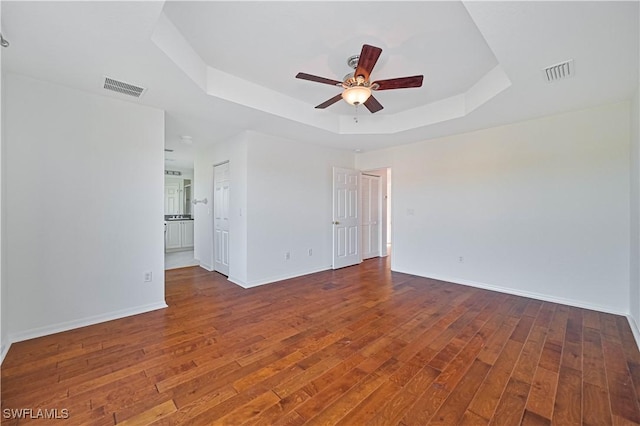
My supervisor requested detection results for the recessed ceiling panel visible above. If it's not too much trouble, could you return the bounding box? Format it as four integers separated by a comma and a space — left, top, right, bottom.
162, 1, 499, 115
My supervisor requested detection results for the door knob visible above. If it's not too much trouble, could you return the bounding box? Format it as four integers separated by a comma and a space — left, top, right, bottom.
332, 221, 340, 225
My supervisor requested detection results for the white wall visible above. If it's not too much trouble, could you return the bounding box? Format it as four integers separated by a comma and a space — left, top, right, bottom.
244, 132, 353, 286
195, 130, 354, 287
0, 1, 7, 363
4, 73, 166, 342
358, 102, 631, 314
630, 3, 640, 342
193, 131, 248, 285
630, 88, 640, 334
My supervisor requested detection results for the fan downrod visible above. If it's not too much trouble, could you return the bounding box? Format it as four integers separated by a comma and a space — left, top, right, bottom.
346, 54, 360, 70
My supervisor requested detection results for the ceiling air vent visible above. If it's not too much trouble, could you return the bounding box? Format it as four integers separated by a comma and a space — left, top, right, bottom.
543, 59, 574, 83
103, 76, 146, 98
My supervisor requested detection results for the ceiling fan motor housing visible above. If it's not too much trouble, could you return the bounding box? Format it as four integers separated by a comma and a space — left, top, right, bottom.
347, 54, 360, 69
342, 74, 378, 91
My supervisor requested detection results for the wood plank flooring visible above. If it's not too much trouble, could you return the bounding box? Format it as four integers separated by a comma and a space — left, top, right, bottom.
2, 257, 640, 425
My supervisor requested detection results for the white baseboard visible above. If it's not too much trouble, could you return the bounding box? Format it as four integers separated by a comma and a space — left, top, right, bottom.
628, 315, 640, 351
8, 301, 168, 345
393, 268, 629, 317
1, 339, 11, 365
245, 267, 330, 288
228, 266, 332, 289
199, 262, 214, 272
227, 275, 247, 288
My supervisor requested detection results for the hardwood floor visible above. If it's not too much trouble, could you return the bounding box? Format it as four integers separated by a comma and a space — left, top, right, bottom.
2, 257, 640, 425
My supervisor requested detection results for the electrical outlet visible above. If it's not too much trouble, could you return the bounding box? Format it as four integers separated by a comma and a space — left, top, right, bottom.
285, 252, 291, 260
308, 249, 313, 256
144, 271, 153, 282
458, 256, 464, 263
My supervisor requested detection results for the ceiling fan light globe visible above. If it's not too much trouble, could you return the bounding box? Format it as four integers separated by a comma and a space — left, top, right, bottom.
342, 86, 371, 106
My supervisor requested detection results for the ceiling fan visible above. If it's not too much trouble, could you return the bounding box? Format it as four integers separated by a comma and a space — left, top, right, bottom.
295, 44, 423, 114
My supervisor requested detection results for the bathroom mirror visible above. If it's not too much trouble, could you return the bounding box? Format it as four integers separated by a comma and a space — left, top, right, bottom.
164, 176, 194, 216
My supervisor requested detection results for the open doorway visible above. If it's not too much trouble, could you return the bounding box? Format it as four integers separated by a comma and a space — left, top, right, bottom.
163, 168, 197, 270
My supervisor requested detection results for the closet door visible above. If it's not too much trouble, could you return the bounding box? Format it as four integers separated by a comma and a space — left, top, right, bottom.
361, 174, 381, 260
214, 162, 230, 276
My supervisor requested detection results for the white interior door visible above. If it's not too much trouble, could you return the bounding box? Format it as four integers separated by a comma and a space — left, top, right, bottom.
332, 167, 361, 269
361, 174, 381, 259
214, 162, 230, 276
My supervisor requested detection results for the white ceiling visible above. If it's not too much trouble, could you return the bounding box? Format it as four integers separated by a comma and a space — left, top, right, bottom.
2, 1, 638, 170
163, 1, 498, 114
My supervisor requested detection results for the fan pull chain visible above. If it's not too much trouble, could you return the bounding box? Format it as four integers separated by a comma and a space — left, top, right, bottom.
354, 104, 359, 123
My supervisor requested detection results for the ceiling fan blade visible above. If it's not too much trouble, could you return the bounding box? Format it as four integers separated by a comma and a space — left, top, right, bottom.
355, 44, 382, 81
364, 95, 383, 113
296, 72, 342, 86
373, 75, 424, 91
315, 93, 343, 109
